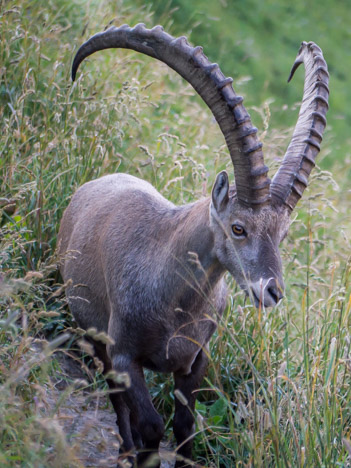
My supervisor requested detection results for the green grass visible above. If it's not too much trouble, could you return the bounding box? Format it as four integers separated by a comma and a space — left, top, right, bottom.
1, 0, 351, 467
137, 0, 351, 176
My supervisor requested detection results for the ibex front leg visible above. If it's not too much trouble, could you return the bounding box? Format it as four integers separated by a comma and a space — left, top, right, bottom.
173, 349, 208, 468
111, 354, 164, 468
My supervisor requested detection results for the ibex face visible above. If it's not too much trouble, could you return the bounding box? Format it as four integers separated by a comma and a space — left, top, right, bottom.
211, 171, 289, 307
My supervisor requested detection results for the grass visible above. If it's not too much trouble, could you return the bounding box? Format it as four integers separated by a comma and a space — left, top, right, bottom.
137, 0, 351, 175
1, 0, 351, 467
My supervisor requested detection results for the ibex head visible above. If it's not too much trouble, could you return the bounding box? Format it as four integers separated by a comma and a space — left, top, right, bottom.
72, 25, 329, 308
210, 171, 289, 306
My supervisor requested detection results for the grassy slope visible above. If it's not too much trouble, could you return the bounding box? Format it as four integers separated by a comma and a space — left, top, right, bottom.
1, 0, 351, 467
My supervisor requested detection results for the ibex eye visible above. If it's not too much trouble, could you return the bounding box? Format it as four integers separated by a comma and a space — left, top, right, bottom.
232, 224, 245, 236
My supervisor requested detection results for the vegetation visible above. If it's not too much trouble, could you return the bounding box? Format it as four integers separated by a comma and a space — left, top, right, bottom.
1, 0, 351, 466
138, 0, 351, 175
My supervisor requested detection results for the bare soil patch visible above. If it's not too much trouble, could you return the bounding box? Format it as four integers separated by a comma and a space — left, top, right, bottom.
48, 351, 175, 468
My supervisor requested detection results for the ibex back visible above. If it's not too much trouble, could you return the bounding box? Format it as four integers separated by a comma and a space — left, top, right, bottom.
58, 24, 329, 468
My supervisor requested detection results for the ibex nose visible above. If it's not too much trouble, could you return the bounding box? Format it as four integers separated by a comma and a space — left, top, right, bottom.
250, 277, 284, 308
266, 278, 284, 305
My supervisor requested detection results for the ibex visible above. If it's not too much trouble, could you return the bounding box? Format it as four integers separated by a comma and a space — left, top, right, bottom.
58, 24, 329, 468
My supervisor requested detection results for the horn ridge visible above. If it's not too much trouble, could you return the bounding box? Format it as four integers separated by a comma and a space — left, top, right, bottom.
270, 41, 329, 212
72, 23, 271, 207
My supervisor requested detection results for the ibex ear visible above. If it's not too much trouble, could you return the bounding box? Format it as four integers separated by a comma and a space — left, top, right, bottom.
212, 171, 229, 213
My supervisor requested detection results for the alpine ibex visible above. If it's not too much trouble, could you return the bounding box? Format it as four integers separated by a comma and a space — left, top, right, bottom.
58, 24, 329, 468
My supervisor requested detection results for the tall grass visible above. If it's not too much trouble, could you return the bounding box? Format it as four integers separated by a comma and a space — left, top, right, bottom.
1, 0, 351, 467
139, 0, 351, 174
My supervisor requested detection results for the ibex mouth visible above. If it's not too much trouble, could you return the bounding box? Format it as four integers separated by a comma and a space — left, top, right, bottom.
249, 279, 284, 308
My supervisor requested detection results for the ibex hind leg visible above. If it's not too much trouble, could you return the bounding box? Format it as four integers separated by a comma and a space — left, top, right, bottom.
91, 340, 142, 461
111, 353, 165, 468
173, 349, 208, 468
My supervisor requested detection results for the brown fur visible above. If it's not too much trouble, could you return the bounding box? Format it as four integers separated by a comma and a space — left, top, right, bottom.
58, 171, 288, 467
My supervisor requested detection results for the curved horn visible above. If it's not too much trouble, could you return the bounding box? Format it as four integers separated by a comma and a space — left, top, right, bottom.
270, 42, 329, 212
72, 23, 270, 207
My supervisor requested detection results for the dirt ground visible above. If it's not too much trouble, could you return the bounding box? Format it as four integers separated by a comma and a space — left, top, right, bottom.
50, 351, 175, 468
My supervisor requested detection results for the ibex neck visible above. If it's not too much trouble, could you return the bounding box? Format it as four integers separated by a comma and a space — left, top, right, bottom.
168, 197, 225, 289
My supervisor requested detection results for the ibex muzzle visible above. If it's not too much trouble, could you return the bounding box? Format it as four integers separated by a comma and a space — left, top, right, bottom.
59, 24, 329, 468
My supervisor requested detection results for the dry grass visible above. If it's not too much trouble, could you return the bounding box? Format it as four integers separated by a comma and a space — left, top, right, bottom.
1, 1, 351, 467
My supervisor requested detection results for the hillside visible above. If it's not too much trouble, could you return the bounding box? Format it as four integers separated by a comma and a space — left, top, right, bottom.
1, 1, 351, 467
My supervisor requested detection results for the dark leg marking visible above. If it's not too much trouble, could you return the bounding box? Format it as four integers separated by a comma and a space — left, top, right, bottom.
173, 349, 208, 468
111, 354, 165, 468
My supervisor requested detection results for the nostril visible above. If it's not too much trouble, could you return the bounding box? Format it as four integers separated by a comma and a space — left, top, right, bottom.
267, 286, 284, 304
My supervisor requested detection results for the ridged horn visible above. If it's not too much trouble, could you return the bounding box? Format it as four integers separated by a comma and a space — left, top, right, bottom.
72, 23, 271, 207
270, 41, 329, 212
